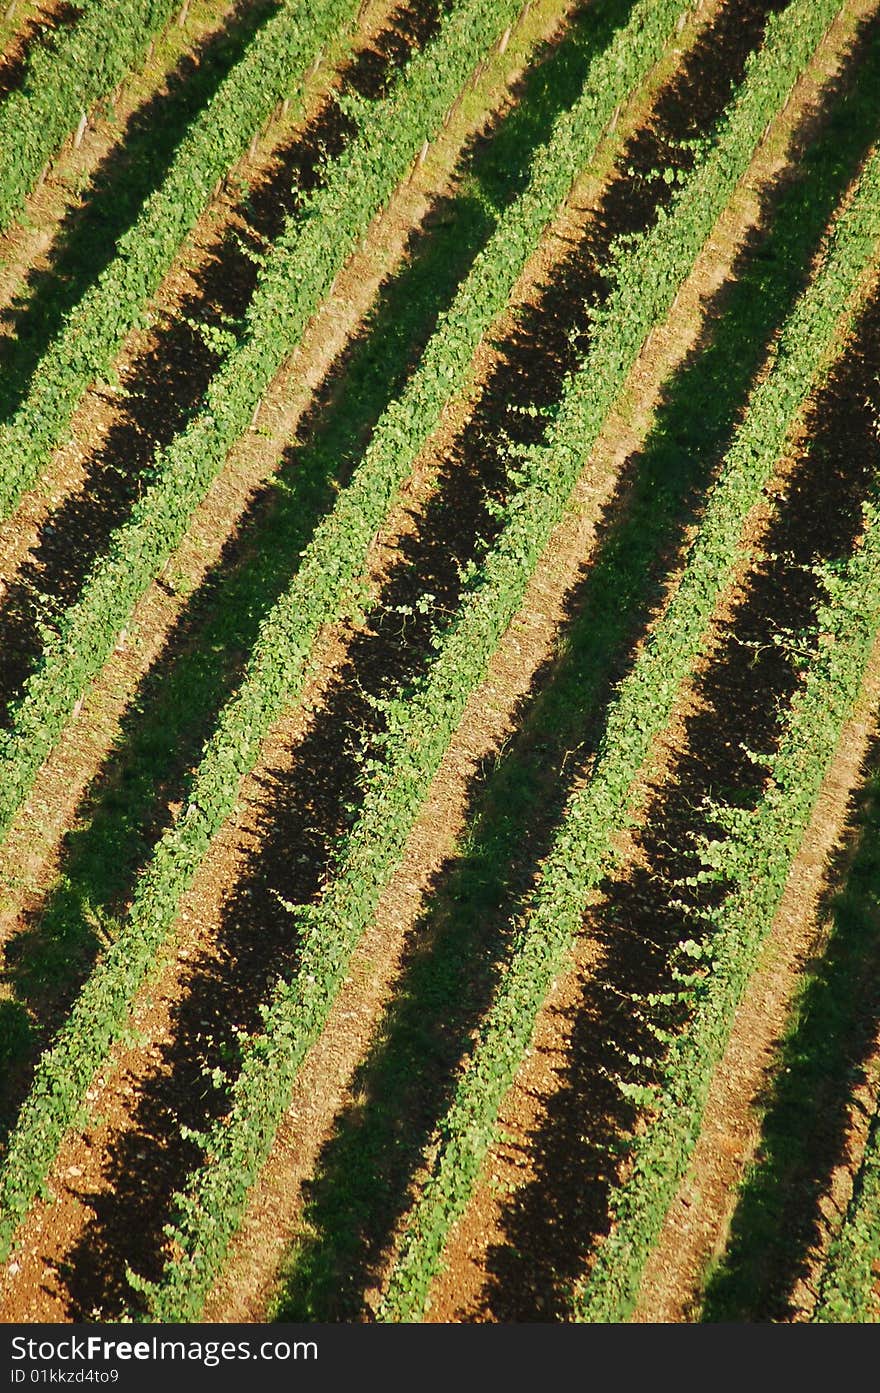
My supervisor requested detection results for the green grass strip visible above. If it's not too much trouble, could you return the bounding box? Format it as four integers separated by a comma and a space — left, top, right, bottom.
576, 330, 880, 1324
816, 1137, 880, 1320
0, 0, 361, 524
0, 0, 530, 848
815, 979, 880, 1317
0, 0, 693, 1270
0, 0, 539, 1257
380, 116, 878, 1329
0, 0, 178, 235
576, 447, 880, 1323
591, 525, 880, 1326
139, 0, 846, 1320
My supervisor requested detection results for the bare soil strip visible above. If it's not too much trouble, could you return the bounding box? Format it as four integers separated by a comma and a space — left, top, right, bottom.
451, 261, 880, 1323
0, 1, 78, 103
0, 0, 244, 321
0, 0, 574, 1070
1, 0, 868, 1330
0, 0, 405, 947
0, 0, 581, 1322
419, 6, 879, 1323
0, 0, 730, 1319
631, 630, 880, 1322
0, 0, 425, 728
676, 316, 880, 1325
185, 0, 819, 1324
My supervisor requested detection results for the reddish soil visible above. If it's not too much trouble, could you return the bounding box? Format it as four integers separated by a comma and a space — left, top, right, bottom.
0, 0, 581, 1322
0, 1, 79, 101
422, 0, 879, 1323
0, 0, 877, 1331
0, 0, 241, 316
0, 0, 403, 953
632, 635, 880, 1322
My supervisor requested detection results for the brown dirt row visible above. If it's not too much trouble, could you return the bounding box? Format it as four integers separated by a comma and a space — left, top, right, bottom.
0, 0, 78, 102
797, 992, 880, 1319
0, 0, 751, 1314
420, 1, 880, 1322
0, 0, 44, 55
630, 633, 880, 1323
428, 295, 880, 1323
0, 0, 576, 1005
0, 0, 424, 935
190, 0, 823, 1325
646, 264, 880, 1323
0, 0, 582, 1321
0, 0, 241, 312
0, 0, 857, 1327
0, 0, 405, 701
110, 0, 802, 1326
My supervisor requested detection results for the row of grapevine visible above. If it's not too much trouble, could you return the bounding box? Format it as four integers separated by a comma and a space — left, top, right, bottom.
586, 481, 880, 1323
132, 0, 849, 1320
0, 0, 365, 525
380, 78, 879, 1324
0, 0, 531, 849
0, 0, 697, 1269
575, 236, 880, 1326
0, 0, 181, 234
815, 1000, 880, 1318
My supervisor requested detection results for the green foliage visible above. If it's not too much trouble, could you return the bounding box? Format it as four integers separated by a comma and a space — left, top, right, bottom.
579, 460, 880, 1323
0, 0, 362, 526
0, 0, 525, 843
0, 0, 691, 1300
0, 0, 528, 1269
0, 0, 178, 235
0, 0, 865, 1329
145, 0, 849, 1321
815, 903, 880, 1320
380, 12, 879, 1321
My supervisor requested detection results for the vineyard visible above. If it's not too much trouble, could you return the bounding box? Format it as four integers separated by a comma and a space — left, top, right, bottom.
0, 0, 878, 1326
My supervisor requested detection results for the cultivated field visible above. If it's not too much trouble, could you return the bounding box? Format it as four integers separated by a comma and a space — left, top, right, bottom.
0, 0, 879, 1323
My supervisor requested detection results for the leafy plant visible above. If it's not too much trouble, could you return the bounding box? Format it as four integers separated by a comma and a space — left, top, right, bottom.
0, 0, 364, 525
381, 33, 879, 1321
0, 0, 692, 1288
0, 0, 179, 235
141, 0, 852, 1321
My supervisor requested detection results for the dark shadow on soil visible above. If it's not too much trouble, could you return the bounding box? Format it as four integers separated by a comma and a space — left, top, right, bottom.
268, 7, 880, 1322
0, 0, 454, 1119
0, 2, 81, 103
41, 0, 788, 1319
477, 244, 880, 1322
0, 0, 443, 727
700, 747, 880, 1319
41, 0, 751, 1317
0, 0, 279, 423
